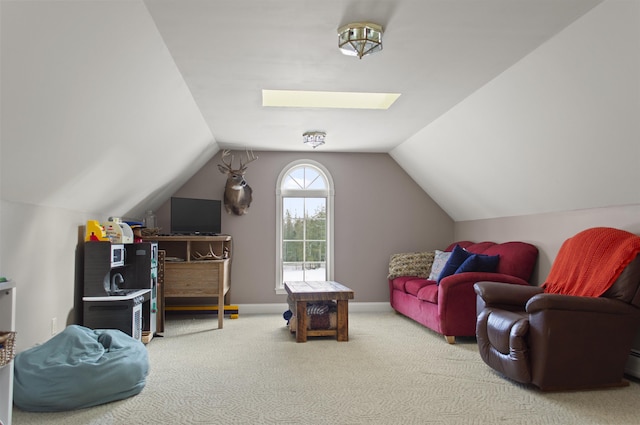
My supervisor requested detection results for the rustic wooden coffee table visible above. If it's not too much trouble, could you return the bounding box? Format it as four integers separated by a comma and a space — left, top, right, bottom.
284, 281, 355, 342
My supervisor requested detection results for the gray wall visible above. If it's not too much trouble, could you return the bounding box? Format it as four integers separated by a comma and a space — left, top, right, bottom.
155, 151, 454, 304
455, 204, 640, 286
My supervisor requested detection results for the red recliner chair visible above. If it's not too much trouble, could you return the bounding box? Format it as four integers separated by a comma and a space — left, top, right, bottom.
474, 227, 640, 391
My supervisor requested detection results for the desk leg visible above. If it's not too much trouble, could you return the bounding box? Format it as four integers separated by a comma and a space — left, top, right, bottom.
218, 265, 224, 329
296, 301, 307, 342
218, 296, 224, 329
336, 300, 349, 341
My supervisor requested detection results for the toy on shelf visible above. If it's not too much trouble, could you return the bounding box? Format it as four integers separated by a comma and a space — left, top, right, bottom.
85, 220, 109, 242
103, 218, 133, 244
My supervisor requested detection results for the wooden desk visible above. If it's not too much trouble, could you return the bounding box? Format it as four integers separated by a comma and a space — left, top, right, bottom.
143, 235, 231, 329
285, 281, 354, 342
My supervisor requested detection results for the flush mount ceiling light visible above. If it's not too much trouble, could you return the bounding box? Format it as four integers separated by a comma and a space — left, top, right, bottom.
338, 22, 383, 59
303, 131, 326, 149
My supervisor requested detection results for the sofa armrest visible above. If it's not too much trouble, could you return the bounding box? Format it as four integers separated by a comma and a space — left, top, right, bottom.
442, 272, 531, 300
437, 273, 529, 309
526, 293, 638, 316
474, 280, 543, 309
436, 273, 531, 337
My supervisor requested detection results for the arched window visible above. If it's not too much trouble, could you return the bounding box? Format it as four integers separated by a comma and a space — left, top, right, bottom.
275, 160, 334, 294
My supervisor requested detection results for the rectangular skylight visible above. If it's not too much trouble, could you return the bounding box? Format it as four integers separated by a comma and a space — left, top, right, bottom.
262, 89, 401, 110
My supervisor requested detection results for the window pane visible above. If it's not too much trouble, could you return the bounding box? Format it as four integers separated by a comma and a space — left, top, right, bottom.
305, 198, 326, 240
283, 263, 304, 282
283, 241, 303, 262
305, 241, 326, 262
281, 166, 327, 191
283, 262, 327, 282
305, 168, 326, 190
304, 262, 327, 281
302, 168, 319, 189
283, 168, 305, 190
283, 198, 304, 240
283, 198, 304, 219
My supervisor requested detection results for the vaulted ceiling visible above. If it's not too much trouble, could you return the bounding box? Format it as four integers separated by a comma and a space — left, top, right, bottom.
3, 0, 638, 222
144, 0, 601, 153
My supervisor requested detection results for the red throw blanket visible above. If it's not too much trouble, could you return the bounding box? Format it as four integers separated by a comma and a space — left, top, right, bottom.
543, 227, 640, 297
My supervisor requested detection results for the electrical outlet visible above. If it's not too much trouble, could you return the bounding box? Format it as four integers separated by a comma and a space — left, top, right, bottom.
51, 317, 58, 336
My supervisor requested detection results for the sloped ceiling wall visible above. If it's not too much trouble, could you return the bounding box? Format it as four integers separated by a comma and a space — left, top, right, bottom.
391, 0, 640, 221
1, 0, 216, 220
2, 1, 638, 224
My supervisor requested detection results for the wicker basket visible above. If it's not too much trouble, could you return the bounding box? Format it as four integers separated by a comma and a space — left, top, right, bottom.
0, 331, 16, 367
141, 227, 160, 237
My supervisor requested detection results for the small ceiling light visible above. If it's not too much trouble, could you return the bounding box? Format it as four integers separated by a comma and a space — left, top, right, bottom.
338, 22, 383, 59
303, 131, 326, 149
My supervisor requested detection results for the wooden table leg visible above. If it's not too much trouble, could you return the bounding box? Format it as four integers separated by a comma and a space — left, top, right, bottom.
296, 301, 307, 342
218, 266, 224, 329
336, 299, 349, 341
218, 297, 224, 329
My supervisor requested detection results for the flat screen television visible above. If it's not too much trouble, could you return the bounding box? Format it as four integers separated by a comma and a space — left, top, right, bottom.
170, 197, 222, 235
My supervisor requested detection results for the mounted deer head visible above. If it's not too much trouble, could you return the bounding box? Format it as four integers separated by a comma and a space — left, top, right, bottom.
217, 149, 258, 215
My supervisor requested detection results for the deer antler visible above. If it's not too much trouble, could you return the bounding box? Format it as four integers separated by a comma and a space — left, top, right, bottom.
192, 244, 223, 261
239, 148, 258, 170
220, 149, 234, 171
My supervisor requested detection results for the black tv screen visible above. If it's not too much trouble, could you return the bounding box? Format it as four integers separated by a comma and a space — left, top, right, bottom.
170, 197, 222, 235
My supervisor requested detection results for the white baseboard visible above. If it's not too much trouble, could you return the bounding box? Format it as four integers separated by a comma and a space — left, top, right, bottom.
238, 302, 392, 315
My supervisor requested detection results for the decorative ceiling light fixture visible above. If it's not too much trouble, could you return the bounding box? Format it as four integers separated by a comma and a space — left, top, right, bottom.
303, 131, 326, 149
338, 22, 383, 59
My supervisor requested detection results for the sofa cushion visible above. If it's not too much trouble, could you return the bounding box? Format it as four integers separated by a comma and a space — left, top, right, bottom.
455, 253, 500, 274
481, 242, 538, 281
391, 276, 416, 293
437, 244, 473, 283
428, 250, 452, 280
405, 279, 433, 297
417, 284, 438, 304
465, 241, 498, 253
387, 251, 435, 279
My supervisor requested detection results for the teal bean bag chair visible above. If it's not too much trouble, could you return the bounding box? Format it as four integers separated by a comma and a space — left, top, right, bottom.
13, 325, 149, 412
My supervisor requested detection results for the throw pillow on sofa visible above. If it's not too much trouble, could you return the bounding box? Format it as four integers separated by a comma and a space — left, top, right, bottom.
428, 250, 452, 281
437, 244, 473, 283
455, 253, 500, 274
388, 251, 435, 279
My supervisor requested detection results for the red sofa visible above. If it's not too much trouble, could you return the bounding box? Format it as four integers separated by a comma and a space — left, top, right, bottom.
388, 241, 538, 343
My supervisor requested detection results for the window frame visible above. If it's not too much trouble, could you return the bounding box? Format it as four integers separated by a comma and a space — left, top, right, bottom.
275, 159, 334, 294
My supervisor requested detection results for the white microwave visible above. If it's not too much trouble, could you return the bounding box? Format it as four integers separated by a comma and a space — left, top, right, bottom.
110, 244, 125, 267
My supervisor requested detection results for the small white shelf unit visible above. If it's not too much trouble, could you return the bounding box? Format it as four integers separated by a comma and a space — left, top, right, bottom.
0, 279, 16, 425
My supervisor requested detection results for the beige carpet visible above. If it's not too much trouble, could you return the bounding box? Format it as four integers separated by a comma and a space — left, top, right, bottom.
12, 311, 640, 424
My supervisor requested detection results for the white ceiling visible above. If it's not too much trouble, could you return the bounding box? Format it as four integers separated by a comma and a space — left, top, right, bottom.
6, 0, 637, 224
144, 0, 602, 153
